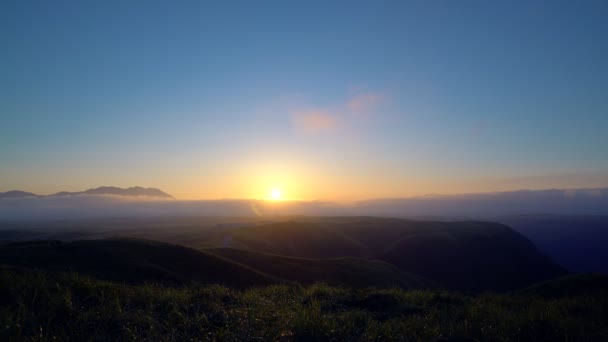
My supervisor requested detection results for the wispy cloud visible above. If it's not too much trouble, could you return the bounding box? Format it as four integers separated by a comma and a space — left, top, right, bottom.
290, 91, 388, 135
347, 92, 386, 115
291, 109, 337, 134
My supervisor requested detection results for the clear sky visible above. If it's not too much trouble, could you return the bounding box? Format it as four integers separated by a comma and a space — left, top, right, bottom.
1, 1, 607, 200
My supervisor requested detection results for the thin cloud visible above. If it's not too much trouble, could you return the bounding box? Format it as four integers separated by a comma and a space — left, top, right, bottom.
291, 91, 388, 135
347, 92, 387, 115
291, 110, 337, 134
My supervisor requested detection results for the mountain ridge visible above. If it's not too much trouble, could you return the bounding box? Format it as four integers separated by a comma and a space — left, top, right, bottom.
0, 186, 173, 199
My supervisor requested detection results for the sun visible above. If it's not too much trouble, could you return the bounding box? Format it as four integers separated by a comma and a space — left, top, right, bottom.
270, 188, 282, 200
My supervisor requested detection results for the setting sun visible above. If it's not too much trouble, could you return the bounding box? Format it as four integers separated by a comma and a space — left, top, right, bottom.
270, 188, 282, 200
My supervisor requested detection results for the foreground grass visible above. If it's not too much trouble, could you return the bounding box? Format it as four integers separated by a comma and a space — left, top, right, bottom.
1, 268, 607, 341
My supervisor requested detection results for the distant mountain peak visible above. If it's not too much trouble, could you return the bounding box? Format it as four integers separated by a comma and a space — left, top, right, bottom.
79, 186, 174, 199
0, 190, 39, 198
0, 186, 174, 199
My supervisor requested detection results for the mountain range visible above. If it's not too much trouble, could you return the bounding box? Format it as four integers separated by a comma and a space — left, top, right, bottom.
0, 217, 566, 291
0, 186, 173, 199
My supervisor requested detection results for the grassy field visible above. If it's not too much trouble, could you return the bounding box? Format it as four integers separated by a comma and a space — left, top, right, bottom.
1, 267, 607, 341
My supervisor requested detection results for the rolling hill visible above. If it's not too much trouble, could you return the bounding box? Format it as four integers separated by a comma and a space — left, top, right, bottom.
203, 218, 566, 290
0, 217, 567, 291
0, 239, 275, 287
207, 247, 435, 289
0, 238, 436, 289
217, 221, 368, 258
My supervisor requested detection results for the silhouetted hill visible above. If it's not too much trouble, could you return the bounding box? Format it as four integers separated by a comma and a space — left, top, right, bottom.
377, 221, 565, 291
0, 190, 38, 198
78, 186, 173, 198
0, 217, 567, 291
205, 218, 566, 291
207, 247, 435, 289
0, 238, 435, 290
0, 186, 173, 199
337, 218, 567, 291
0, 239, 275, 287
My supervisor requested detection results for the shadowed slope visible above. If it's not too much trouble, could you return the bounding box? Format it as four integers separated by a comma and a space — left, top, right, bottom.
0, 217, 567, 291
0, 238, 276, 287
333, 218, 566, 291
207, 247, 435, 289
213, 218, 566, 291
222, 221, 367, 258
380, 224, 565, 291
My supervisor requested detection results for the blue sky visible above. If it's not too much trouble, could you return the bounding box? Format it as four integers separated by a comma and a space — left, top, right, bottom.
1, 1, 607, 199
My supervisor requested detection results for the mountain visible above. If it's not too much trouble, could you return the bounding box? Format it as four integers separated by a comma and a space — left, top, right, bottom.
199, 218, 566, 291
62, 186, 174, 198
2, 187, 608, 220
0, 217, 567, 291
0, 186, 173, 199
376, 221, 565, 291
0, 190, 38, 198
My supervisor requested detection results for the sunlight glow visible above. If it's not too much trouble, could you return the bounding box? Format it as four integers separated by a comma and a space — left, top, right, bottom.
270, 188, 282, 201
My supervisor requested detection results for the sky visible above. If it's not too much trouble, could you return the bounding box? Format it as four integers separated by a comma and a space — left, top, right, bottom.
1, 1, 607, 200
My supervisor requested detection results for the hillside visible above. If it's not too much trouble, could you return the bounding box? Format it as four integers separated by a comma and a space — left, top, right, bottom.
207, 247, 434, 289
204, 218, 566, 291
218, 221, 368, 258
1, 267, 606, 341
0, 217, 567, 291
371, 220, 566, 291
0, 238, 436, 290
0, 239, 276, 287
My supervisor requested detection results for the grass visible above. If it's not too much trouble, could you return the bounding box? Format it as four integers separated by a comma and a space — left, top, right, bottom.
1, 267, 607, 341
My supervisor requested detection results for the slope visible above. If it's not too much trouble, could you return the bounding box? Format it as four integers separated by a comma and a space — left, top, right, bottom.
207, 247, 434, 289
219, 221, 368, 258
210, 218, 566, 291
0, 238, 277, 287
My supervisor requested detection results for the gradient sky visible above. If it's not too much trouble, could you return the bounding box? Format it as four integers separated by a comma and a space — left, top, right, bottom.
1, 1, 608, 200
